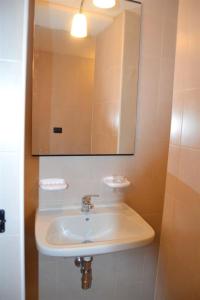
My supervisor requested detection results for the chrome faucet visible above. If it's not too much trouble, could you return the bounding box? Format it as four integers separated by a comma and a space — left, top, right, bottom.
81, 195, 99, 213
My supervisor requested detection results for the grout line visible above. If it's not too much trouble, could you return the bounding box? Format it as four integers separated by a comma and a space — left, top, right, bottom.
174, 87, 200, 93
0, 58, 21, 63
172, 144, 200, 152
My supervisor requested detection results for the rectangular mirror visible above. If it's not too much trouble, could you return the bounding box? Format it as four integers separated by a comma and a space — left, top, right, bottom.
32, 0, 141, 155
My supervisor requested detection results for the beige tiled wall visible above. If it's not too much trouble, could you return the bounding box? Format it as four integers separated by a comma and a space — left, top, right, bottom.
155, 0, 200, 299
38, 0, 178, 299
0, 0, 29, 299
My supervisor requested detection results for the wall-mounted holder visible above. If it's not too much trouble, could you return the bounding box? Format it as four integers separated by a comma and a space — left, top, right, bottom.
103, 176, 130, 189
39, 178, 68, 191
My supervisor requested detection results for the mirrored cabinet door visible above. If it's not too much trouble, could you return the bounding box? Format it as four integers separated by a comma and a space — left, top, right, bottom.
32, 0, 142, 155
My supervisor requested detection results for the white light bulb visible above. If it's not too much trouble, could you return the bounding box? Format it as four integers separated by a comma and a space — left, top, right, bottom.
93, 0, 116, 9
70, 13, 87, 38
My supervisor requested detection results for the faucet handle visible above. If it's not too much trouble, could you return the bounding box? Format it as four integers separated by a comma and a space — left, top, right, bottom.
82, 194, 99, 203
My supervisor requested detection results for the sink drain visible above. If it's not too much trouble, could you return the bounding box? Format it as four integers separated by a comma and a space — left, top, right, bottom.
82, 240, 93, 244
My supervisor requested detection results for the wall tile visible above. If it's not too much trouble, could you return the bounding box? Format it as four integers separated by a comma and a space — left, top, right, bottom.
179, 147, 200, 194
0, 0, 24, 60
156, 0, 200, 298
140, 13, 163, 59
39, 259, 57, 300
39, 250, 146, 300
170, 91, 184, 145
0, 152, 20, 235
167, 145, 180, 177
0, 61, 22, 151
0, 236, 22, 300
181, 89, 200, 148
140, 242, 159, 300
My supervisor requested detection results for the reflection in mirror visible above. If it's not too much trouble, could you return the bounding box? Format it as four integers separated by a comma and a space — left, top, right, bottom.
32, 0, 141, 155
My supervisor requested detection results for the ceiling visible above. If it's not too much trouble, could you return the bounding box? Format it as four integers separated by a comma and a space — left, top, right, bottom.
35, 0, 141, 36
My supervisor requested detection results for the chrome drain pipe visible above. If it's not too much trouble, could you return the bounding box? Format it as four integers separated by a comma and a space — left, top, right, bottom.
75, 256, 93, 289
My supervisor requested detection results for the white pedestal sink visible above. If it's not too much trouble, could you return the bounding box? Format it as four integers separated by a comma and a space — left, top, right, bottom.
35, 203, 155, 257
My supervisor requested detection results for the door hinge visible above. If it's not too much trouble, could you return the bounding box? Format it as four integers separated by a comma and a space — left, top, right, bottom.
0, 210, 6, 233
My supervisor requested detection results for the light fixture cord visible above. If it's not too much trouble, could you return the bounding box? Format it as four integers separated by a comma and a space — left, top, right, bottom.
80, 0, 85, 12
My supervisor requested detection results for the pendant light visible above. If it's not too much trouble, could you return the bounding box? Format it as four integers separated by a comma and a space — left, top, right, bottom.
71, 0, 87, 38
93, 0, 116, 9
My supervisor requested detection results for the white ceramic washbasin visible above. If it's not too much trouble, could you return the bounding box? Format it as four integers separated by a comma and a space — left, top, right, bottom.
35, 203, 155, 257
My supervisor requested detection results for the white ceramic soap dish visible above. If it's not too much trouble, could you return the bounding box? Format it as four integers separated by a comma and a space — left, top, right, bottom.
39, 178, 68, 191
103, 176, 130, 189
